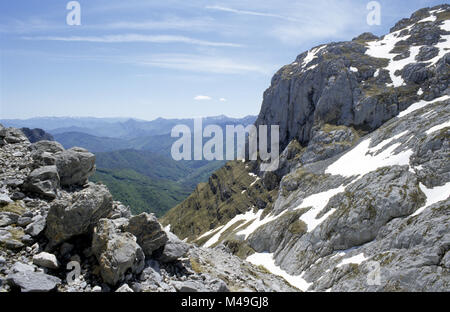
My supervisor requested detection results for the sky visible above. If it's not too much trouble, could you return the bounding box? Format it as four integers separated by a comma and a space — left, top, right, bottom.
0, 0, 445, 120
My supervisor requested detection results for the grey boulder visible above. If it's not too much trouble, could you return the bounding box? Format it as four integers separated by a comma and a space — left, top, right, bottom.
172, 280, 207, 292
7, 271, 61, 292
23, 166, 60, 199
0, 193, 13, 206
11, 262, 36, 273
92, 219, 145, 286
158, 231, 190, 263
0, 212, 19, 227
124, 213, 168, 257
45, 183, 113, 246
31, 140, 64, 154
55, 147, 96, 186
32, 252, 59, 269
24, 215, 46, 237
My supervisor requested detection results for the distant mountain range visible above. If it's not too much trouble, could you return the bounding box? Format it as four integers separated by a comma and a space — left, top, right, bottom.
1, 115, 256, 216
1, 115, 257, 140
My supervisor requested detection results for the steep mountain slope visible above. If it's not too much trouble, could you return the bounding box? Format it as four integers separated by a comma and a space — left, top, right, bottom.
163, 5, 450, 291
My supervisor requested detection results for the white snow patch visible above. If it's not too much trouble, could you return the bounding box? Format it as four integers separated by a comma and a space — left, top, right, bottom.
369, 130, 409, 153
325, 133, 413, 178
250, 177, 261, 187
336, 253, 368, 268
237, 210, 287, 239
411, 182, 450, 216
294, 185, 347, 232
373, 69, 380, 77
365, 30, 421, 87
364, 19, 450, 87
302, 46, 326, 69
398, 95, 450, 118
350, 66, 358, 72
247, 252, 312, 291
426, 120, 450, 135
248, 172, 257, 178
441, 19, 450, 32
197, 226, 223, 241
418, 15, 437, 23
417, 88, 423, 96
203, 210, 258, 247
241, 190, 247, 194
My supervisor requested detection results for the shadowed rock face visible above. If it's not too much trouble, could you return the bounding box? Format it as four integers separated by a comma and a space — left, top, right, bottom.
20, 128, 54, 144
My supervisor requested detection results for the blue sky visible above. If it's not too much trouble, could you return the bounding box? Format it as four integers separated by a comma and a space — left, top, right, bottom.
0, 0, 445, 120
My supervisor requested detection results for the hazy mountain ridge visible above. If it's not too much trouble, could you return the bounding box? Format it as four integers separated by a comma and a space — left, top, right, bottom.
1, 115, 257, 140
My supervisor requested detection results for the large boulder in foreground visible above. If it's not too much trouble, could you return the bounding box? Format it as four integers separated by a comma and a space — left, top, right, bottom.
124, 213, 168, 257
45, 183, 113, 246
55, 147, 96, 186
23, 165, 60, 199
92, 219, 145, 286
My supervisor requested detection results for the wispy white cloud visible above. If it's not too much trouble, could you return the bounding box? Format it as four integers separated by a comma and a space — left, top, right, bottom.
1, 48, 275, 76
23, 34, 243, 47
267, 0, 367, 44
101, 17, 216, 31
134, 54, 274, 75
194, 95, 213, 101
219, 98, 227, 102
206, 5, 300, 22
0, 18, 61, 34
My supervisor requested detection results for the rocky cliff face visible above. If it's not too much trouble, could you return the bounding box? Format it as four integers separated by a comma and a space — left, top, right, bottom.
256, 5, 449, 150
0, 125, 296, 292
163, 5, 450, 291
